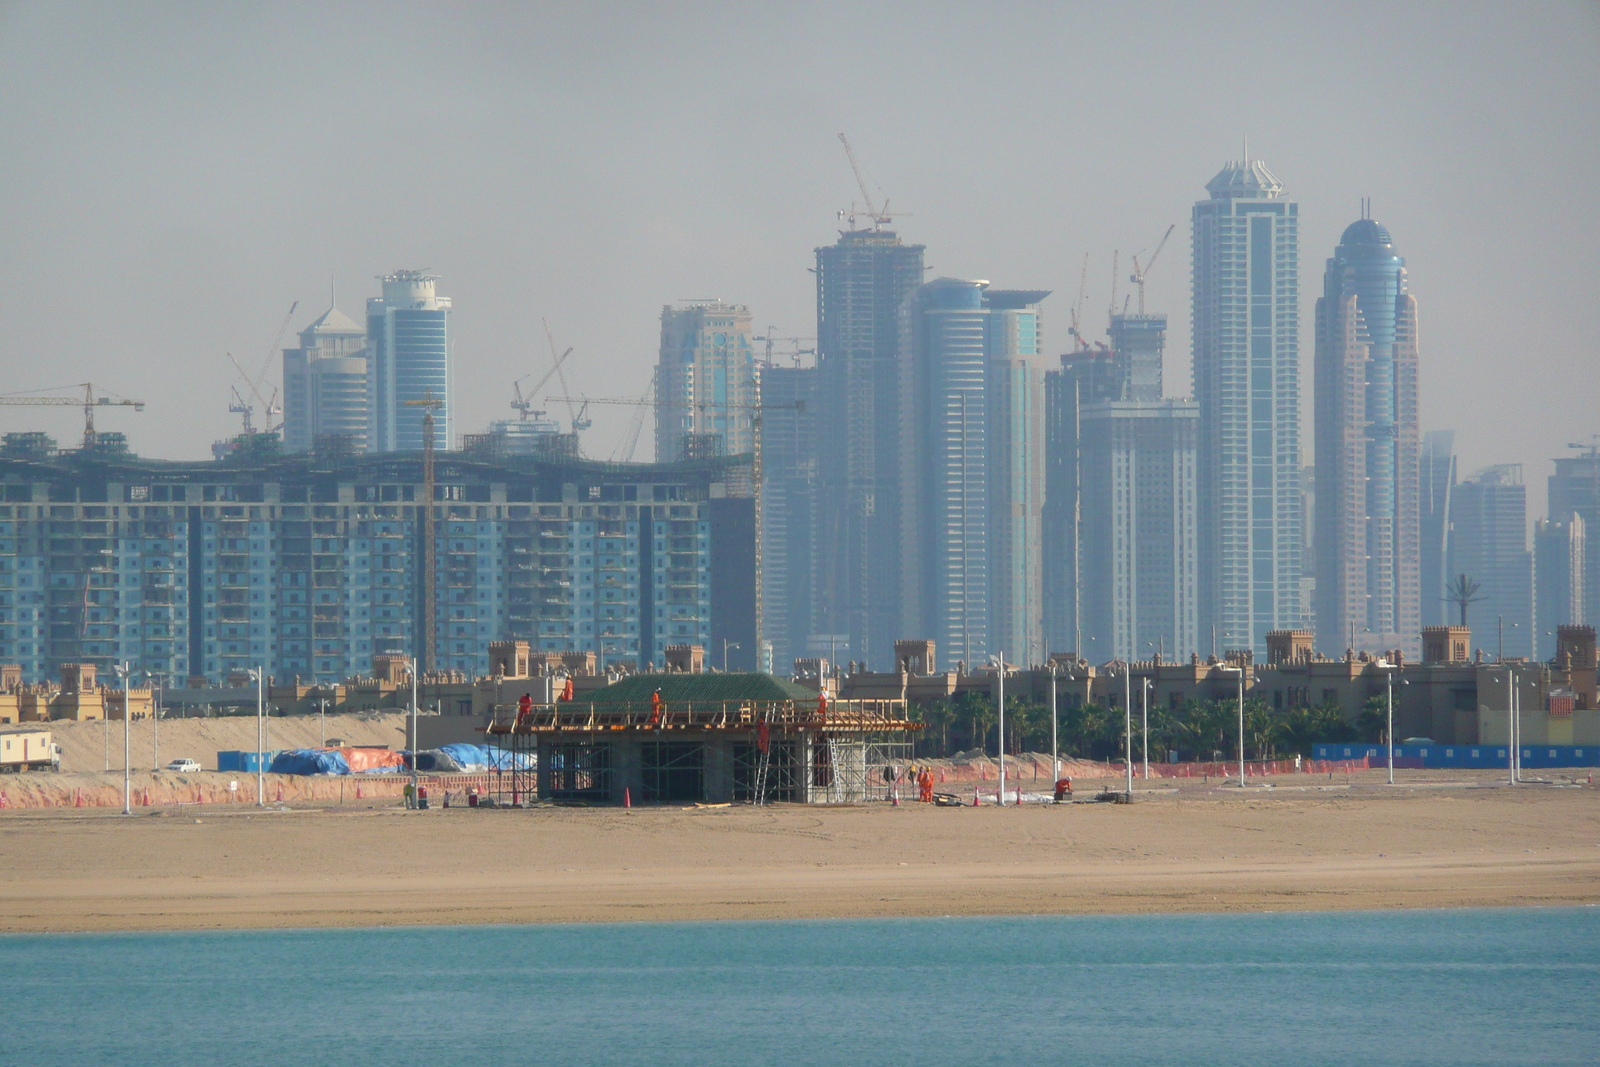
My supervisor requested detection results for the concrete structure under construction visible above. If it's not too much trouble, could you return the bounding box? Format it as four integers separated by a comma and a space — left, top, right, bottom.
812, 227, 926, 670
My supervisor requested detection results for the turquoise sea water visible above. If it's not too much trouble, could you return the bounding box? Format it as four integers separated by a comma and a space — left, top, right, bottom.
5, 908, 1596, 1066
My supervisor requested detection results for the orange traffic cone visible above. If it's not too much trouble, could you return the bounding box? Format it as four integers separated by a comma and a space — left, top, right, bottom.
624, 787, 632, 808
972, 786, 980, 806
74, 788, 83, 808
276, 782, 284, 802
355, 783, 363, 799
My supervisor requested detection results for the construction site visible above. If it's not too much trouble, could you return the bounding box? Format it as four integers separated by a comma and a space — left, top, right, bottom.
486, 666, 918, 806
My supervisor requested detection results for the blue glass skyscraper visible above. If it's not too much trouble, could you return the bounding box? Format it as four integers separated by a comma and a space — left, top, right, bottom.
368, 270, 451, 453
1314, 218, 1420, 654
1192, 156, 1304, 654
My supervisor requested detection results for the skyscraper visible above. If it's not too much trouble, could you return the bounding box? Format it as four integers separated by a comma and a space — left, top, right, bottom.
897, 279, 1047, 669
1548, 447, 1600, 627
1451, 465, 1533, 658
1313, 218, 1421, 656
654, 301, 757, 463
1535, 515, 1584, 660
282, 297, 369, 454
1079, 398, 1199, 664
368, 270, 451, 453
1192, 156, 1304, 654
1042, 348, 1123, 658
1420, 430, 1457, 627
813, 227, 925, 668
759, 362, 818, 673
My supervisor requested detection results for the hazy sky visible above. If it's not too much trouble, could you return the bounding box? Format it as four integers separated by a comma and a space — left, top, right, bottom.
3, 1, 1597, 517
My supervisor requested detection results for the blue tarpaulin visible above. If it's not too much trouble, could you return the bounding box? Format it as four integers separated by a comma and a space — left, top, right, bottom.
269, 749, 350, 775
429, 744, 534, 772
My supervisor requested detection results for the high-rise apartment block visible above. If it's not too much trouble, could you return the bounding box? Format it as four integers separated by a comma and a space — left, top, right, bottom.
368, 271, 451, 453
1313, 218, 1420, 656
758, 363, 818, 674
1192, 157, 1304, 653
1043, 349, 1123, 657
898, 279, 1047, 669
1535, 515, 1584, 660
281, 299, 370, 454
654, 302, 757, 463
1420, 430, 1457, 628
0, 450, 751, 684
1451, 465, 1533, 658
1078, 398, 1199, 663
1548, 448, 1600, 628
813, 228, 925, 668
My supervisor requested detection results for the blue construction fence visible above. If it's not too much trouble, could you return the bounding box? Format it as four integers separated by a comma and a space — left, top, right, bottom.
1313, 743, 1600, 769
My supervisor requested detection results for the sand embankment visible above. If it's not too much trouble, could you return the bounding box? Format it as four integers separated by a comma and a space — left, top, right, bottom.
45, 711, 412, 774
1, 776, 1595, 932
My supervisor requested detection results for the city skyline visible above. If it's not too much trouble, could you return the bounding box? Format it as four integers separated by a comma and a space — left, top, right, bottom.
2, 4, 1595, 522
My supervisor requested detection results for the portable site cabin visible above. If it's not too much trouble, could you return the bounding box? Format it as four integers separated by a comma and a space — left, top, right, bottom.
0, 728, 59, 772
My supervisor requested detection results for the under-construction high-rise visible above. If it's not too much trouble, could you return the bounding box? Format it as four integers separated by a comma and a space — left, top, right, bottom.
812, 228, 924, 670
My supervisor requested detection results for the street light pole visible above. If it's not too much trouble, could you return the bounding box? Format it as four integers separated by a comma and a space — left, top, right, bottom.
1237, 670, 1246, 787
254, 668, 265, 807
1385, 664, 1395, 785
117, 661, 131, 815
152, 675, 160, 771
995, 653, 1007, 806
723, 640, 740, 672
1049, 664, 1059, 784
1123, 666, 1133, 796
319, 697, 326, 747
1141, 677, 1151, 780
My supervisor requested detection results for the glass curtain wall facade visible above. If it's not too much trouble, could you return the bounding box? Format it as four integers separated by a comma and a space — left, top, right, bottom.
1534, 515, 1584, 660
1192, 157, 1304, 655
1420, 430, 1457, 628
1450, 465, 1534, 658
282, 303, 369, 454
759, 364, 817, 673
813, 228, 924, 669
654, 302, 757, 463
1079, 399, 1199, 664
1313, 219, 1421, 656
369, 271, 451, 454
1548, 450, 1600, 628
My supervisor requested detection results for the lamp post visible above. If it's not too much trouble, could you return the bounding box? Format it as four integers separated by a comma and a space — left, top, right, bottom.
1141, 676, 1152, 780
1048, 663, 1059, 784
318, 697, 327, 747
151, 673, 160, 771
249, 667, 265, 807
723, 640, 741, 672
1381, 661, 1397, 785
115, 661, 131, 815
989, 653, 1007, 806
1122, 665, 1133, 796
1218, 663, 1246, 787
410, 660, 420, 798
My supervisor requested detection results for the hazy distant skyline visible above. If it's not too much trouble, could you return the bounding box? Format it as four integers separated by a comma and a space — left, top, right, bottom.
2, 1, 1597, 517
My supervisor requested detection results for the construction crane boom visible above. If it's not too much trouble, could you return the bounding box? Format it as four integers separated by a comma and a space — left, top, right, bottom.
836, 133, 903, 230
511, 345, 574, 421
402, 391, 445, 674
0, 383, 144, 449
1068, 253, 1091, 350
1128, 224, 1175, 316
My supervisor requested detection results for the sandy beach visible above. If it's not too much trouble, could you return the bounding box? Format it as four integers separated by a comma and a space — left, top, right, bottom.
1, 777, 1595, 933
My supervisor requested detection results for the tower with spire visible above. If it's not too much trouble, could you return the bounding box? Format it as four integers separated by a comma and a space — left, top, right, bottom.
281, 282, 370, 453
1191, 152, 1305, 654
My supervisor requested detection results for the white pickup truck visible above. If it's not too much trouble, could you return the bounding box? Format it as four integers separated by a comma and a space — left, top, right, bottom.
0, 728, 61, 772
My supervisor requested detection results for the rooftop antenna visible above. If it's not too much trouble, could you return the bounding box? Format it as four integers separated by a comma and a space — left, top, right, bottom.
1242, 135, 1249, 163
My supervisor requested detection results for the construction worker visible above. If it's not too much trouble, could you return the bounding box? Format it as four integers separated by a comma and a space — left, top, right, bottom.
648, 688, 664, 727
1053, 776, 1073, 803
517, 692, 533, 728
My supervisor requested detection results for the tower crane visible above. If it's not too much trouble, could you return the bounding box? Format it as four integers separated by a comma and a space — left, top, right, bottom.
542, 318, 590, 433
403, 390, 444, 674
510, 343, 574, 421
0, 383, 145, 449
1128, 224, 1175, 315
1067, 253, 1092, 351
836, 133, 905, 231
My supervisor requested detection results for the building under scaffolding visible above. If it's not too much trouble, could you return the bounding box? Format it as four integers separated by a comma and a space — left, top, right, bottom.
485, 672, 917, 805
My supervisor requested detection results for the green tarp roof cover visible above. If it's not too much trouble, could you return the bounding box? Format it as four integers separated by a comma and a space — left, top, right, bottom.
580, 673, 818, 705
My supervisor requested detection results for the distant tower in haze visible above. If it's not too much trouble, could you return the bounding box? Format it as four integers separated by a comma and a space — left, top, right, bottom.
813, 227, 925, 668
282, 290, 369, 454
1420, 430, 1457, 627
368, 270, 451, 453
1192, 154, 1304, 654
654, 301, 756, 462
1313, 217, 1421, 656
1451, 465, 1534, 658
1535, 514, 1584, 660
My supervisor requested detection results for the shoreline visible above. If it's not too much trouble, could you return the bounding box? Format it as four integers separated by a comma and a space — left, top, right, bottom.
2, 778, 1595, 934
